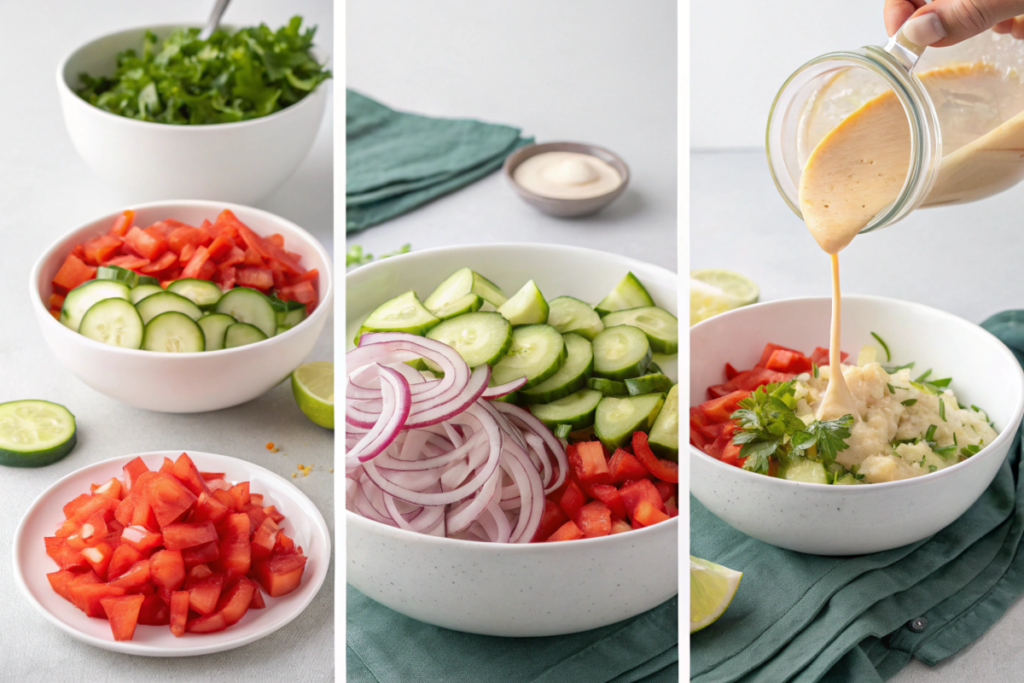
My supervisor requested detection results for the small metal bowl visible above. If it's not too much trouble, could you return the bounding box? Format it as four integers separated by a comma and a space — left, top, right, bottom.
503, 141, 630, 217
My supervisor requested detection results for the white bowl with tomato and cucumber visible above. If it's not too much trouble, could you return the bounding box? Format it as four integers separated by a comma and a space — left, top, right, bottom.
346, 243, 680, 636
30, 200, 333, 413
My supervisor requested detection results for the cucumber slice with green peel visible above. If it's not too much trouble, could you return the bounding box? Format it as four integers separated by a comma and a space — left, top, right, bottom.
425, 312, 513, 368
60, 280, 131, 332
0, 400, 77, 467
783, 459, 828, 484
198, 313, 236, 351
588, 377, 629, 397
276, 305, 308, 333
433, 293, 483, 321
644, 360, 664, 375
648, 384, 679, 461
592, 325, 652, 380
492, 324, 566, 389
269, 295, 307, 324
595, 272, 656, 316
553, 424, 573, 439
601, 306, 679, 355
497, 280, 549, 326
547, 296, 604, 340
520, 333, 593, 404
129, 284, 164, 305
355, 290, 439, 343
530, 389, 603, 431
96, 265, 158, 288
142, 311, 205, 353
225, 322, 269, 349
594, 393, 665, 451
425, 267, 508, 310
79, 298, 144, 349
136, 291, 203, 325
216, 287, 277, 338
625, 373, 674, 396
168, 278, 224, 310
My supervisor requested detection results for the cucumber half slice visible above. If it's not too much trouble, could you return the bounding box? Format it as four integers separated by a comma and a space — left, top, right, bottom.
424, 267, 508, 310
225, 322, 269, 349
592, 325, 652, 380
60, 280, 131, 332
0, 400, 77, 467
96, 265, 159, 288
492, 324, 566, 389
547, 296, 604, 340
595, 272, 655, 316
142, 311, 205, 353
433, 293, 484, 321
425, 311, 513, 368
601, 306, 678, 355
530, 389, 603, 431
625, 373, 674, 396
356, 290, 439, 343
198, 313, 236, 351
594, 393, 665, 451
588, 377, 630, 397
129, 284, 164, 305
79, 298, 144, 349
168, 278, 224, 310
136, 291, 203, 325
216, 287, 277, 338
648, 384, 679, 461
520, 333, 593, 404
497, 280, 549, 326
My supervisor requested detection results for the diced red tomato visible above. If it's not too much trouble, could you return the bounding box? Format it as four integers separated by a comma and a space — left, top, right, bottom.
765, 348, 813, 374
573, 500, 612, 538
545, 521, 585, 542
139, 251, 177, 275
216, 514, 251, 580
82, 234, 123, 265
586, 484, 628, 520
123, 226, 167, 261
531, 500, 569, 542
699, 391, 750, 423
218, 577, 256, 625
236, 267, 274, 290
252, 553, 307, 597
162, 522, 217, 550
182, 541, 221, 569
101, 594, 145, 641
137, 593, 171, 626
142, 473, 198, 528
632, 500, 671, 527
170, 591, 189, 637
558, 479, 587, 519
619, 479, 667, 520
149, 550, 186, 596
188, 611, 228, 634
109, 210, 134, 237
186, 570, 225, 615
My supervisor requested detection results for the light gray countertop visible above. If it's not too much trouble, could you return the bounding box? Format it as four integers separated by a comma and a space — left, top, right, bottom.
0, 2, 334, 681
693, 150, 1024, 682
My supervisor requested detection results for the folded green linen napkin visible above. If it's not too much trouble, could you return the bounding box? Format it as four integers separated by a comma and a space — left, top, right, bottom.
691, 310, 1024, 683
346, 90, 533, 232
346, 585, 678, 682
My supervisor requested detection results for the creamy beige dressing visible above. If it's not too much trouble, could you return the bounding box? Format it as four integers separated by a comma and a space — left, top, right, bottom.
513, 151, 622, 199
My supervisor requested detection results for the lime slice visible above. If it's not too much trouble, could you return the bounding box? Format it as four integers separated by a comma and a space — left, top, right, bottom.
0, 400, 77, 467
690, 279, 740, 326
690, 555, 742, 633
292, 361, 334, 429
691, 269, 759, 307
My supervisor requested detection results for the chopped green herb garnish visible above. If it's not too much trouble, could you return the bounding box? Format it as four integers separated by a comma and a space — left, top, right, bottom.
883, 361, 915, 374
887, 383, 896, 394
928, 378, 952, 388
871, 333, 891, 362
934, 444, 956, 457
902, 399, 917, 407
915, 369, 932, 383
929, 465, 938, 473
347, 243, 412, 268
925, 425, 937, 443
812, 363, 819, 379
960, 443, 983, 459
939, 398, 946, 422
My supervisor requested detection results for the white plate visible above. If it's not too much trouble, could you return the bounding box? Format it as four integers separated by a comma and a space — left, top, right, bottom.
12, 451, 331, 656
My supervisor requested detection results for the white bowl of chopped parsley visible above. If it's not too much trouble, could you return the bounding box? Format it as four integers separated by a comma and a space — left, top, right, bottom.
56, 17, 331, 204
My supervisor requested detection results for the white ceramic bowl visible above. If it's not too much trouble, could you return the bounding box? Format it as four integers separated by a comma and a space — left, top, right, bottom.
56, 25, 330, 205
346, 243, 679, 636
30, 200, 333, 413
690, 295, 1024, 556
13, 451, 331, 656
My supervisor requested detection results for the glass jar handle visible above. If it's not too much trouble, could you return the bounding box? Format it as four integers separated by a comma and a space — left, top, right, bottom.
884, 26, 927, 71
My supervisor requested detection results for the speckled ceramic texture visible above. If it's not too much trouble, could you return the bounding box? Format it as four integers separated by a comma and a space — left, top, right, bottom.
346, 243, 678, 636
503, 142, 630, 217
690, 296, 1024, 556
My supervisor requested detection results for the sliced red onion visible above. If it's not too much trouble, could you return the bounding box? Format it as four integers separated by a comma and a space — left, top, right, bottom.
481, 376, 528, 398
347, 365, 411, 463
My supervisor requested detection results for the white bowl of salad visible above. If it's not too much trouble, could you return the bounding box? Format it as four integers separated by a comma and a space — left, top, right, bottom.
690, 295, 1024, 556
30, 200, 333, 413
346, 243, 679, 636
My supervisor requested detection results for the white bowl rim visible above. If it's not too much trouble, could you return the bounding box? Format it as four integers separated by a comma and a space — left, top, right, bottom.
346, 241, 678, 548
56, 23, 332, 133
689, 293, 1024, 493
12, 450, 331, 656
30, 199, 334, 359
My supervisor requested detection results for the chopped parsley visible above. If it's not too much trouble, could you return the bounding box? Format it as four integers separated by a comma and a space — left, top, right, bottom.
902, 398, 918, 407
883, 361, 915, 374
871, 332, 891, 362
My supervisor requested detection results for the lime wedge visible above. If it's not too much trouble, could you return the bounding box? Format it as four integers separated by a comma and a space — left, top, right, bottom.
292, 361, 334, 429
691, 269, 759, 307
0, 400, 77, 467
690, 555, 742, 633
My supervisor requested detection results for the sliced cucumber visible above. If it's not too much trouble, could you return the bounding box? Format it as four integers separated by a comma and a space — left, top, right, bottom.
425, 311, 513, 368
129, 284, 164, 305
594, 393, 665, 451
520, 333, 593, 404
79, 298, 144, 349
588, 377, 630, 397
269, 296, 308, 333
595, 272, 655, 316
601, 306, 678, 355
492, 324, 566, 389
645, 360, 664, 375
783, 459, 828, 485
424, 267, 508, 310
648, 384, 679, 461
136, 291, 203, 325
168, 278, 224, 311
224, 322, 269, 349
216, 287, 277, 338
96, 265, 159, 288
625, 373, 674, 396
592, 325, 652, 380
497, 280, 549, 326
0, 400, 77, 467
433, 293, 483, 321
142, 311, 205, 353
547, 296, 604, 340
198, 313, 236, 351
60, 280, 131, 332
530, 389, 603, 431
553, 424, 573, 439
356, 290, 439, 343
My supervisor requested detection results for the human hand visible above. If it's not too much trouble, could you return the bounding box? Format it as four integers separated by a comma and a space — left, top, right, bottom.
885, 0, 1024, 46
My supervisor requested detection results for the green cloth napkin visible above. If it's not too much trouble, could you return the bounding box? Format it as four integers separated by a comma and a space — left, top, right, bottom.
691, 309, 1024, 683
346, 90, 533, 232
346, 585, 678, 682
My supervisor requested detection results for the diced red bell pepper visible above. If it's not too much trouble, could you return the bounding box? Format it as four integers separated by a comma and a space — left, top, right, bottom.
181, 245, 212, 280
573, 500, 612, 538
103, 254, 150, 270
171, 452, 211, 497
45, 537, 88, 571
49, 293, 66, 311
52, 254, 96, 294
162, 521, 217, 550
46, 569, 88, 602
545, 520, 584, 542
187, 611, 228, 633
149, 549, 186, 595
236, 267, 274, 290
720, 442, 746, 468
228, 481, 250, 510
251, 518, 280, 560
704, 423, 738, 460
725, 362, 740, 380
245, 503, 268, 533
191, 491, 231, 525
109, 210, 134, 237
123, 457, 150, 491
101, 595, 145, 641
653, 480, 677, 504
263, 505, 286, 524
275, 532, 296, 554
123, 226, 167, 261
170, 591, 190, 637
608, 448, 651, 484
137, 593, 171, 626
766, 348, 813, 374
205, 234, 235, 262
558, 479, 587, 520
632, 432, 679, 483
619, 479, 667, 521
182, 541, 220, 569
568, 441, 611, 485
121, 525, 163, 553
216, 513, 251, 579
250, 586, 266, 609
531, 500, 569, 542
142, 473, 198, 528
809, 346, 850, 366
80, 541, 113, 580
168, 226, 205, 255
68, 494, 119, 524
91, 477, 123, 500
108, 544, 146, 579
253, 553, 308, 597
179, 243, 196, 263
138, 250, 177, 274
159, 457, 176, 475
243, 247, 265, 267
228, 212, 303, 275
277, 281, 317, 310
71, 583, 127, 618
218, 577, 256, 625
699, 391, 750, 423
586, 484, 628, 520
82, 234, 123, 265
757, 342, 802, 368
186, 571, 225, 615
130, 497, 160, 532
632, 499, 671, 527
108, 559, 151, 592
611, 518, 633, 534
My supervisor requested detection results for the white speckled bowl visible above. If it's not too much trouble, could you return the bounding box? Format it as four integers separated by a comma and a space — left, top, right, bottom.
347, 243, 678, 636
691, 296, 1024, 556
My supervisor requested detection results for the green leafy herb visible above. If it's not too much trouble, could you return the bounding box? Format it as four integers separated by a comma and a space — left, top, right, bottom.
77, 17, 331, 124
887, 383, 896, 394
960, 443, 983, 459
883, 361, 915, 374
381, 244, 412, 259
347, 243, 411, 268
797, 415, 855, 467
939, 398, 946, 421
925, 425, 937, 443
901, 398, 917, 407
871, 332, 891, 362
915, 369, 932, 383
812, 363, 819, 379
929, 465, 938, 473
934, 444, 956, 457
